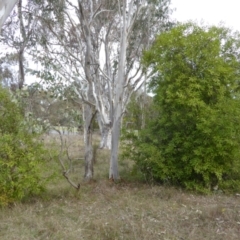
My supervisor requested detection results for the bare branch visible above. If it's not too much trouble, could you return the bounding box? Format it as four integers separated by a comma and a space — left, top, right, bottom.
124, 64, 142, 88
63, 170, 81, 190
51, 127, 80, 191
73, 85, 96, 107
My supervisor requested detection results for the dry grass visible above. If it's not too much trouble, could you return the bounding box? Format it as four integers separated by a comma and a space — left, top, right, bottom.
1, 134, 240, 240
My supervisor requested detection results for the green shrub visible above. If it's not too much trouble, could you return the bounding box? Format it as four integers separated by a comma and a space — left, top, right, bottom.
122, 23, 240, 193
0, 86, 47, 206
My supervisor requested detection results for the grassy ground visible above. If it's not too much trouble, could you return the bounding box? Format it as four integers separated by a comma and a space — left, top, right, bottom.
0, 134, 240, 240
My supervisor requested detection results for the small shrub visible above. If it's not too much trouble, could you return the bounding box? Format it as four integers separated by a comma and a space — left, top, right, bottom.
0, 86, 48, 206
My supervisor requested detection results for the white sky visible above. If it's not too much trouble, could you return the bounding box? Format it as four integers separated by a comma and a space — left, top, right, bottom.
171, 0, 240, 31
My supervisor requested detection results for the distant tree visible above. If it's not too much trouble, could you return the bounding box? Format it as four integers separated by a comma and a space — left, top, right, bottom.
0, 55, 16, 88
21, 84, 82, 128
123, 90, 153, 131
124, 23, 240, 192
0, 0, 57, 90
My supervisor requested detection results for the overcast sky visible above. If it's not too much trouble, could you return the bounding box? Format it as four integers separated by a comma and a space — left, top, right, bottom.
170, 0, 240, 31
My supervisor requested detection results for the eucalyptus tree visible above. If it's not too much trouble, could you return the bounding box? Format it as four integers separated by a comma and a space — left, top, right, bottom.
80, 0, 171, 180
31, 0, 172, 180
0, 0, 39, 90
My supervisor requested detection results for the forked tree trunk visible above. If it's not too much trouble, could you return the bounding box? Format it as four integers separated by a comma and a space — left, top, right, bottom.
97, 113, 111, 149
99, 123, 112, 149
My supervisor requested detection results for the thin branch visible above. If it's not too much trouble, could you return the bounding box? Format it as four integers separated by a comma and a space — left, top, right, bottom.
89, 3, 102, 24
127, 0, 146, 38
124, 64, 142, 88
73, 86, 96, 107
98, 65, 112, 82
51, 127, 80, 191
90, 9, 114, 26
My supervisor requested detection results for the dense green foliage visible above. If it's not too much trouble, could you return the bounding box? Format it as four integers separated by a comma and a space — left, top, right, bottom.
0, 86, 47, 206
122, 23, 240, 193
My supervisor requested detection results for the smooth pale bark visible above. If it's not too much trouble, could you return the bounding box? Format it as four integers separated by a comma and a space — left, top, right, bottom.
97, 114, 111, 149
17, 0, 26, 89
109, 104, 122, 180
80, 2, 96, 180
26, 0, 168, 181
83, 103, 94, 181
99, 125, 111, 149
0, 0, 18, 29
109, 0, 127, 180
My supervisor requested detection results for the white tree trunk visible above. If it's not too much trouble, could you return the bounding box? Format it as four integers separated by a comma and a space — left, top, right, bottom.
0, 0, 18, 29
17, 0, 26, 89
99, 125, 111, 149
97, 114, 111, 149
83, 103, 94, 181
109, 0, 127, 180
25, 0, 168, 182
109, 104, 122, 180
